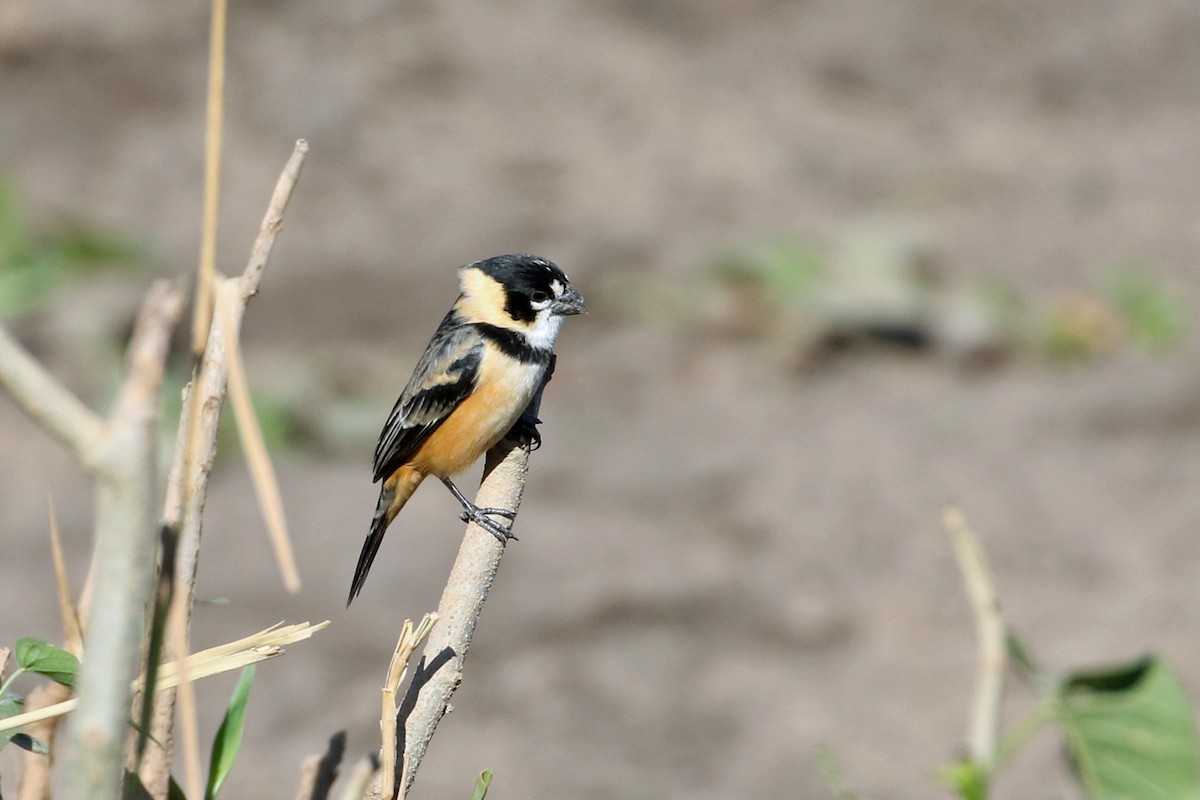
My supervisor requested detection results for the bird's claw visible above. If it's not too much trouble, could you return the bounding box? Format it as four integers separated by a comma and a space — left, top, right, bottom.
505, 412, 543, 451
459, 507, 519, 543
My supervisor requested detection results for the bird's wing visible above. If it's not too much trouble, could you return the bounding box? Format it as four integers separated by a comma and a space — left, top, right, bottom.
372, 317, 483, 482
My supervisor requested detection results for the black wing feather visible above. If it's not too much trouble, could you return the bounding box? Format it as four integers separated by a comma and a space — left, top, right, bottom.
372, 313, 482, 482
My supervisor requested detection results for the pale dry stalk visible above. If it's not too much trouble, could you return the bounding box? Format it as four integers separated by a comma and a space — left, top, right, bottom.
397, 441, 532, 797
139, 139, 308, 798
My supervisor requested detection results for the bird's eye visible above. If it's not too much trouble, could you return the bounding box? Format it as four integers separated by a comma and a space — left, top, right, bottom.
530, 290, 549, 304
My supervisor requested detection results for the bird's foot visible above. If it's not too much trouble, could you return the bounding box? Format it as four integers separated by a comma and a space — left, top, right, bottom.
441, 476, 519, 543
459, 505, 519, 544
504, 410, 543, 451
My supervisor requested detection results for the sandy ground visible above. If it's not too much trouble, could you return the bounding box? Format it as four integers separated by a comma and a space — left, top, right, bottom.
2, 1, 1200, 798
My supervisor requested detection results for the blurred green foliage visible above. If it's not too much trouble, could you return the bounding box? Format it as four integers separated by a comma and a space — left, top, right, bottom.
706, 228, 1190, 365
824, 527, 1199, 800
938, 635, 1199, 800
711, 241, 825, 300
0, 178, 143, 320
1060, 656, 1199, 800
1108, 263, 1187, 355
1038, 265, 1186, 362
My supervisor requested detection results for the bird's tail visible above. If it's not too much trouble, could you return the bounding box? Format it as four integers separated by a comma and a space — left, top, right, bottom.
347, 467, 425, 605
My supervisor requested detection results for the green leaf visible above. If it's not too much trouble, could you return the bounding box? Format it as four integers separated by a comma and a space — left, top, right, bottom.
470, 769, 493, 800
11, 732, 49, 754
0, 696, 22, 716
205, 665, 255, 800
1058, 654, 1200, 800
15, 637, 80, 689
0, 695, 25, 750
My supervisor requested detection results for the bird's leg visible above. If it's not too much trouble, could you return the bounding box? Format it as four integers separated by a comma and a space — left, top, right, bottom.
440, 476, 518, 543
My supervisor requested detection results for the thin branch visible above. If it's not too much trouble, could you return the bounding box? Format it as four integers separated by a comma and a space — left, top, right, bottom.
60, 280, 184, 800
236, 138, 308, 298
398, 441, 532, 796
944, 507, 1007, 772
0, 325, 105, 464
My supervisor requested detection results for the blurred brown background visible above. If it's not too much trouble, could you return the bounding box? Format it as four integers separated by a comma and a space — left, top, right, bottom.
2, 1, 1200, 797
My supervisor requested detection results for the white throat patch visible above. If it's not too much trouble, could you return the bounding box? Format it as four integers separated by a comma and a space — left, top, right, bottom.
525, 310, 564, 350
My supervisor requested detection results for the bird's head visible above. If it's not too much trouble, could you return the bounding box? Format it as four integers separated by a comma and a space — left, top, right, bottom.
458, 254, 586, 346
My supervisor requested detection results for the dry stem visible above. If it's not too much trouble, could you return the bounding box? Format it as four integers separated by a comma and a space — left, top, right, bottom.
379, 615, 438, 799
944, 507, 1006, 771
219, 284, 300, 590
1, 291, 176, 797
140, 138, 308, 798
30, 280, 185, 800
46, 494, 85, 657
397, 441, 532, 796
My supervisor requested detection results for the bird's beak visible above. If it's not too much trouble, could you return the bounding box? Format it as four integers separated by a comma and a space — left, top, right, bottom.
551, 284, 587, 316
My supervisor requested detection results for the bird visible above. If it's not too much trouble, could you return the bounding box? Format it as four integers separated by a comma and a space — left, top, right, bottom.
347, 254, 586, 605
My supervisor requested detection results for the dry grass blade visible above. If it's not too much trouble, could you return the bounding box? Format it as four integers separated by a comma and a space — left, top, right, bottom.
218, 283, 301, 591
47, 493, 84, 656
0, 621, 329, 734
380, 614, 439, 800
179, 0, 231, 768
191, 0, 229, 358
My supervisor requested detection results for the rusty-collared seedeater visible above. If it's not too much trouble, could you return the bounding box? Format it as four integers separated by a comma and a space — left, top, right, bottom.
347, 254, 586, 604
